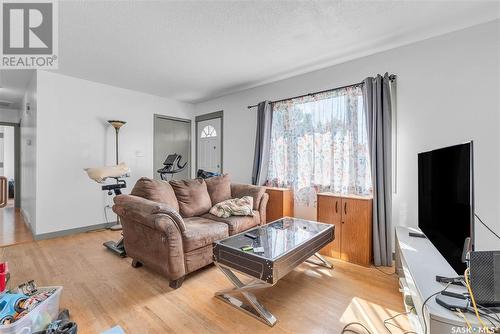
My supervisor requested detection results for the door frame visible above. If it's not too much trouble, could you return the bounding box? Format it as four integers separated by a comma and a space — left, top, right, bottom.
0, 122, 20, 208
153, 114, 192, 179
195, 111, 223, 174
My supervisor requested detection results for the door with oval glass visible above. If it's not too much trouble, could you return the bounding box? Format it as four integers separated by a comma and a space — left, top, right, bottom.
197, 117, 221, 174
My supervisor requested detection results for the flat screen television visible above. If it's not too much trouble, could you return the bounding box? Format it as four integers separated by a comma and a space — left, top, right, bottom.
418, 142, 474, 274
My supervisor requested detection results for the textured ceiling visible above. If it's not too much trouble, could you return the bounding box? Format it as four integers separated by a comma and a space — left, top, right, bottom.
0, 70, 34, 110
53, 0, 500, 103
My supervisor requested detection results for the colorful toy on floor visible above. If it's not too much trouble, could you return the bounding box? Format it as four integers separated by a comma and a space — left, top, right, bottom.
0, 291, 28, 324
0, 262, 29, 325
0, 262, 9, 292
19, 279, 38, 296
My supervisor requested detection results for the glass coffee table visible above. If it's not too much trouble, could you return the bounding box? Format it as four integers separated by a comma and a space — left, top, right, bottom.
213, 217, 334, 326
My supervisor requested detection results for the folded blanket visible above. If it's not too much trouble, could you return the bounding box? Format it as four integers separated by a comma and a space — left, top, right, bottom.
84, 162, 130, 183
209, 196, 254, 218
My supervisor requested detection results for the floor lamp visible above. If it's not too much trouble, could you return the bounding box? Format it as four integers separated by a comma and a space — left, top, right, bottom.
108, 120, 126, 231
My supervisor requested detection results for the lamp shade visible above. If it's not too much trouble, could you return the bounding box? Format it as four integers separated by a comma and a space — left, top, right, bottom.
108, 120, 126, 130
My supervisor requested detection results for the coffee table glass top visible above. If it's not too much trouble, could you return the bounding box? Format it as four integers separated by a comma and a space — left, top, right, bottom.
216, 217, 332, 260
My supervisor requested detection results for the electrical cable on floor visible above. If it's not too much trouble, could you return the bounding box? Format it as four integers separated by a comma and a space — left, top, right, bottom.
421, 282, 451, 334
342, 308, 418, 334
341, 322, 373, 334
383, 307, 417, 334
372, 265, 396, 276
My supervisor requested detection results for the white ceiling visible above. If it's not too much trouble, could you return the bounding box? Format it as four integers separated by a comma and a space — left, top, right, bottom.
17, 1, 500, 103
0, 70, 34, 110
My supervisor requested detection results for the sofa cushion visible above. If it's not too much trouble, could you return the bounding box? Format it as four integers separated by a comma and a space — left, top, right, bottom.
131, 177, 179, 212
182, 217, 229, 252
170, 178, 212, 217
205, 174, 231, 205
230, 183, 266, 210
201, 211, 260, 235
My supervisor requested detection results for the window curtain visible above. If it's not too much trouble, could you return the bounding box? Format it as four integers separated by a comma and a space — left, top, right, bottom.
266, 86, 372, 206
251, 101, 273, 185
362, 73, 394, 267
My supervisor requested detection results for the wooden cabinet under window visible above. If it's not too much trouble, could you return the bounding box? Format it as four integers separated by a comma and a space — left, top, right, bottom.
317, 193, 372, 266
265, 187, 294, 223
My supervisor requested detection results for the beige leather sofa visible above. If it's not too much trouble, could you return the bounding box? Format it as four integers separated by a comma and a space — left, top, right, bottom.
112, 175, 269, 288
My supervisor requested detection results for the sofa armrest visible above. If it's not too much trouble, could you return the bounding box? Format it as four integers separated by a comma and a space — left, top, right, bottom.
113, 194, 185, 233
230, 183, 266, 211
258, 192, 269, 225
114, 197, 186, 282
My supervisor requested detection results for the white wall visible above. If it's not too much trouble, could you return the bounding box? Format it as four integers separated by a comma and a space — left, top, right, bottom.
194, 20, 500, 250
35, 71, 194, 235
20, 71, 37, 231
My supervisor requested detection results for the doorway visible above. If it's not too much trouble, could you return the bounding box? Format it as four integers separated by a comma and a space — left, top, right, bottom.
153, 115, 191, 181
196, 111, 223, 175
0, 123, 30, 246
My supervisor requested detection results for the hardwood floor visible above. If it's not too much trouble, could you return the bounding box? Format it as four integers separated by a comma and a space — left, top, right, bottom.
2, 230, 409, 333
0, 204, 33, 247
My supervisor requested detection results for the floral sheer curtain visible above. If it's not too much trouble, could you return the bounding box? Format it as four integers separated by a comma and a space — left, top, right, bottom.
266, 86, 372, 207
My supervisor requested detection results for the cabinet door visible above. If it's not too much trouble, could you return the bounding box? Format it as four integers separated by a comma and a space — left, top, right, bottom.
317, 195, 342, 258
340, 198, 372, 266
266, 189, 283, 223
265, 188, 294, 223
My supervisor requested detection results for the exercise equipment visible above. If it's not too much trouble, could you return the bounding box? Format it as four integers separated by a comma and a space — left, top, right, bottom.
157, 153, 187, 180
84, 163, 130, 257
83, 119, 128, 257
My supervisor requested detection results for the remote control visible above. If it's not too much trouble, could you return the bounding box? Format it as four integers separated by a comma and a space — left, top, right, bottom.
245, 233, 257, 240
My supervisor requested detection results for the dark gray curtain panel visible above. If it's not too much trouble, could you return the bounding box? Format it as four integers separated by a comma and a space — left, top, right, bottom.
252, 101, 273, 185
362, 73, 393, 266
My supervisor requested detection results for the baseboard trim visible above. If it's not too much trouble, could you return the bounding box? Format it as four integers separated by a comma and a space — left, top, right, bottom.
34, 223, 109, 241
20, 208, 31, 226
20, 208, 34, 235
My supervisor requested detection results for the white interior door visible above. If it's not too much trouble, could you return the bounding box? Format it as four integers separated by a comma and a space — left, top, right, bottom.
197, 118, 221, 173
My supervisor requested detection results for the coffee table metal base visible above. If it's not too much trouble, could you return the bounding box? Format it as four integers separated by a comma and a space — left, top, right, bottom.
305, 252, 334, 269
214, 253, 333, 327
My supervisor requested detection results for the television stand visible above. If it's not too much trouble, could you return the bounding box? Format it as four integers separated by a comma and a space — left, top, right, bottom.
395, 226, 499, 333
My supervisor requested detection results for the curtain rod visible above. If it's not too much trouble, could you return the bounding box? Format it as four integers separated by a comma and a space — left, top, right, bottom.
247, 74, 396, 109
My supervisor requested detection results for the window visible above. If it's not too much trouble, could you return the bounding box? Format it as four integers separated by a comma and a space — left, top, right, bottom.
200, 125, 217, 138
266, 86, 372, 207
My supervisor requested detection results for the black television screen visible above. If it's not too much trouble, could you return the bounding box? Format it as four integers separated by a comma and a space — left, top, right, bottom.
418, 142, 474, 274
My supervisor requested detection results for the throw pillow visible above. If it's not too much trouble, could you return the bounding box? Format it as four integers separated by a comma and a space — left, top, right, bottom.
205, 174, 231, 205
131, 177, 179, 212
169, 178, 212, 217
210, 196, 254, 218
230, 183, 266, 210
